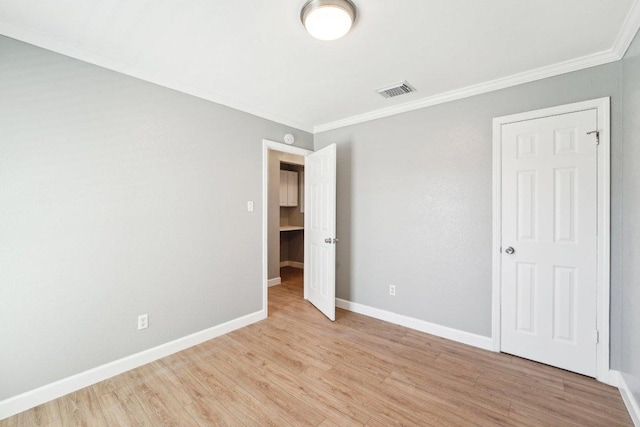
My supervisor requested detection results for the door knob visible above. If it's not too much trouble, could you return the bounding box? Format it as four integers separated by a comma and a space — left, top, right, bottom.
505, 247, 515, 255
325, 238, 332, 243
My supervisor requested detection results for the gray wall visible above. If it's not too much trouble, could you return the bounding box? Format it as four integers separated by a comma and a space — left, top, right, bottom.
315, 63, 623, 350
621, 32, 640, 406
2, 26, 638, 407
0, 35, 312, 400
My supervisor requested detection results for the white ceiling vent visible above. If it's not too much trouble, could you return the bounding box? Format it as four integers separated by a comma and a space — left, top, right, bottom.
375, 81, 417, 99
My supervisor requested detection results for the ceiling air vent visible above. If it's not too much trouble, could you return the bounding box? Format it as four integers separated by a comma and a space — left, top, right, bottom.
376, 81, 417, 99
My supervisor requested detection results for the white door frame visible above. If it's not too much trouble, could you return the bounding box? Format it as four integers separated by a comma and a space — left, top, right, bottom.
262, 139, 313, 316
491, 97, 612, 384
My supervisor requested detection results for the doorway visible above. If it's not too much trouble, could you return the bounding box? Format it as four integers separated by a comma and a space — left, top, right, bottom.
262, 139, 338, 321
261, 140, 312, 315
276, 152, 305, 291
491, 98, 612, 382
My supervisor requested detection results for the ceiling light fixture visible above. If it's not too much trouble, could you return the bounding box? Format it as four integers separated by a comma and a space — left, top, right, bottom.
301, 0, 356, 41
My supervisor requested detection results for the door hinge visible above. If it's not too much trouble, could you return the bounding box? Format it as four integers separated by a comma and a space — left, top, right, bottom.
587, 130, 600, 145
594, 330, 599, 344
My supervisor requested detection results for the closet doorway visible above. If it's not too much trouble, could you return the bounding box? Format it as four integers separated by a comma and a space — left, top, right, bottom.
276, 153, 305, 282
262, 139, 338, 321
262, 140, 312, 313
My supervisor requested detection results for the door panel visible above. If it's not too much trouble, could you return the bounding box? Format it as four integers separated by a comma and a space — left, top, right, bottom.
552, 266, 576, 343
515, 262, 536, 333
554, 168, 576, 242
501, 109, 597, 377
516, 171, 537, 241
304, 144, 337, 321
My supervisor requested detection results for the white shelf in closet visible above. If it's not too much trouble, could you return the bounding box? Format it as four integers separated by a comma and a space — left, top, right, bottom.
279, 225, 304, 232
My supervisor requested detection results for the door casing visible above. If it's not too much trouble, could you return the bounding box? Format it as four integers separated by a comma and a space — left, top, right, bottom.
262, 139, 313, 317
491, 97, 612, 384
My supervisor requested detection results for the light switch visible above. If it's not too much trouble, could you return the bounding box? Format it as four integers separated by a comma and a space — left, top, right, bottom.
247, 201, 254, 212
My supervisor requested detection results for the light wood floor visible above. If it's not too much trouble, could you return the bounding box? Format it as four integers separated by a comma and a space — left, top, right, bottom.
2, 267, 632, 426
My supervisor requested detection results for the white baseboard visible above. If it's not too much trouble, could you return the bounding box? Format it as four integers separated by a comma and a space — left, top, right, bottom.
280, 261, 304, 269
599, 369, 621, 388
335, 298, 493, 351
0, 309, 266, 421
268, 277, 281, 287
618, 371, 640, 426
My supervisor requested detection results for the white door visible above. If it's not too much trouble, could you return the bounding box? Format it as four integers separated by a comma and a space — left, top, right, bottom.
304, 143, 337, 321
501, 109, 598, 376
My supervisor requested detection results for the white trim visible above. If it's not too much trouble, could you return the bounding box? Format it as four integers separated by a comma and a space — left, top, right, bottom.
262, 139, 313, 317
280, 260, 304, 269
613, 0, 640, 58
0, 21, 314, 134
3, 3, 638, 137
491, 115, 503, 352
597, 98, 612, 383
618, 371, 640, 426
596, 369, 622, 388
314, 1, 640, 134
267, 277, 281, 287
313, 51, 618, 133
335, 298, 493, 351
491, 97, 611, 383
0, 309, 265, 421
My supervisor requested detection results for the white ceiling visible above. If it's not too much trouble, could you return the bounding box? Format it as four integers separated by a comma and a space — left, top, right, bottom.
1, 0, 639, 133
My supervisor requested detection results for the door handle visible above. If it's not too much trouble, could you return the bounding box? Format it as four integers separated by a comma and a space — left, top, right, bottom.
324, 238, 339, 244
505, 247, 515, 255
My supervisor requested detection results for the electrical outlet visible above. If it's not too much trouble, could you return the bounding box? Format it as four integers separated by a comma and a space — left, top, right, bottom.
389, 285, 396, 296
247, 201, 254, 212
138, 314, 148, 330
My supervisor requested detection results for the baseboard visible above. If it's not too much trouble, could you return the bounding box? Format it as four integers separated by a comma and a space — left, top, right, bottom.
599, 369, 621, 388
335, 298, 493, 351
0, 309, 266, 421
618, 371, 640, 426
280, 261, 304, 269
268, 277, 281, 287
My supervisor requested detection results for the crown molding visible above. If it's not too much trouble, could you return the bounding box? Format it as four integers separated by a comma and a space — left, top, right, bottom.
314, 49, 620, 133
2, 0, 639, 137
314, 0, 640, 134
0, 21, 315, 134
613, 0, 640, 58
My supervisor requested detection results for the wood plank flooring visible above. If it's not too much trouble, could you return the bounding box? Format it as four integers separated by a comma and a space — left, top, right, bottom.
1, 266, 632, 426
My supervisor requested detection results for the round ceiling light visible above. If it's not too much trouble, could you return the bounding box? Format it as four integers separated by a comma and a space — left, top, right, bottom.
300, 0, 357, 41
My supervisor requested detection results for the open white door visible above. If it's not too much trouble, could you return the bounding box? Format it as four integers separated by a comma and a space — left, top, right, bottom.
304, 143, 337, 321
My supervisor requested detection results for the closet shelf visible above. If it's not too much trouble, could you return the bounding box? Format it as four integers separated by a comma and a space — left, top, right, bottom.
280, 225, 304, 232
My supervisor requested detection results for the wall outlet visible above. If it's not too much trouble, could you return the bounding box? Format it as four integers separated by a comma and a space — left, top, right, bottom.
137, 314, 149, 330
247, 201, 254, 212
389, 285, 396, 296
